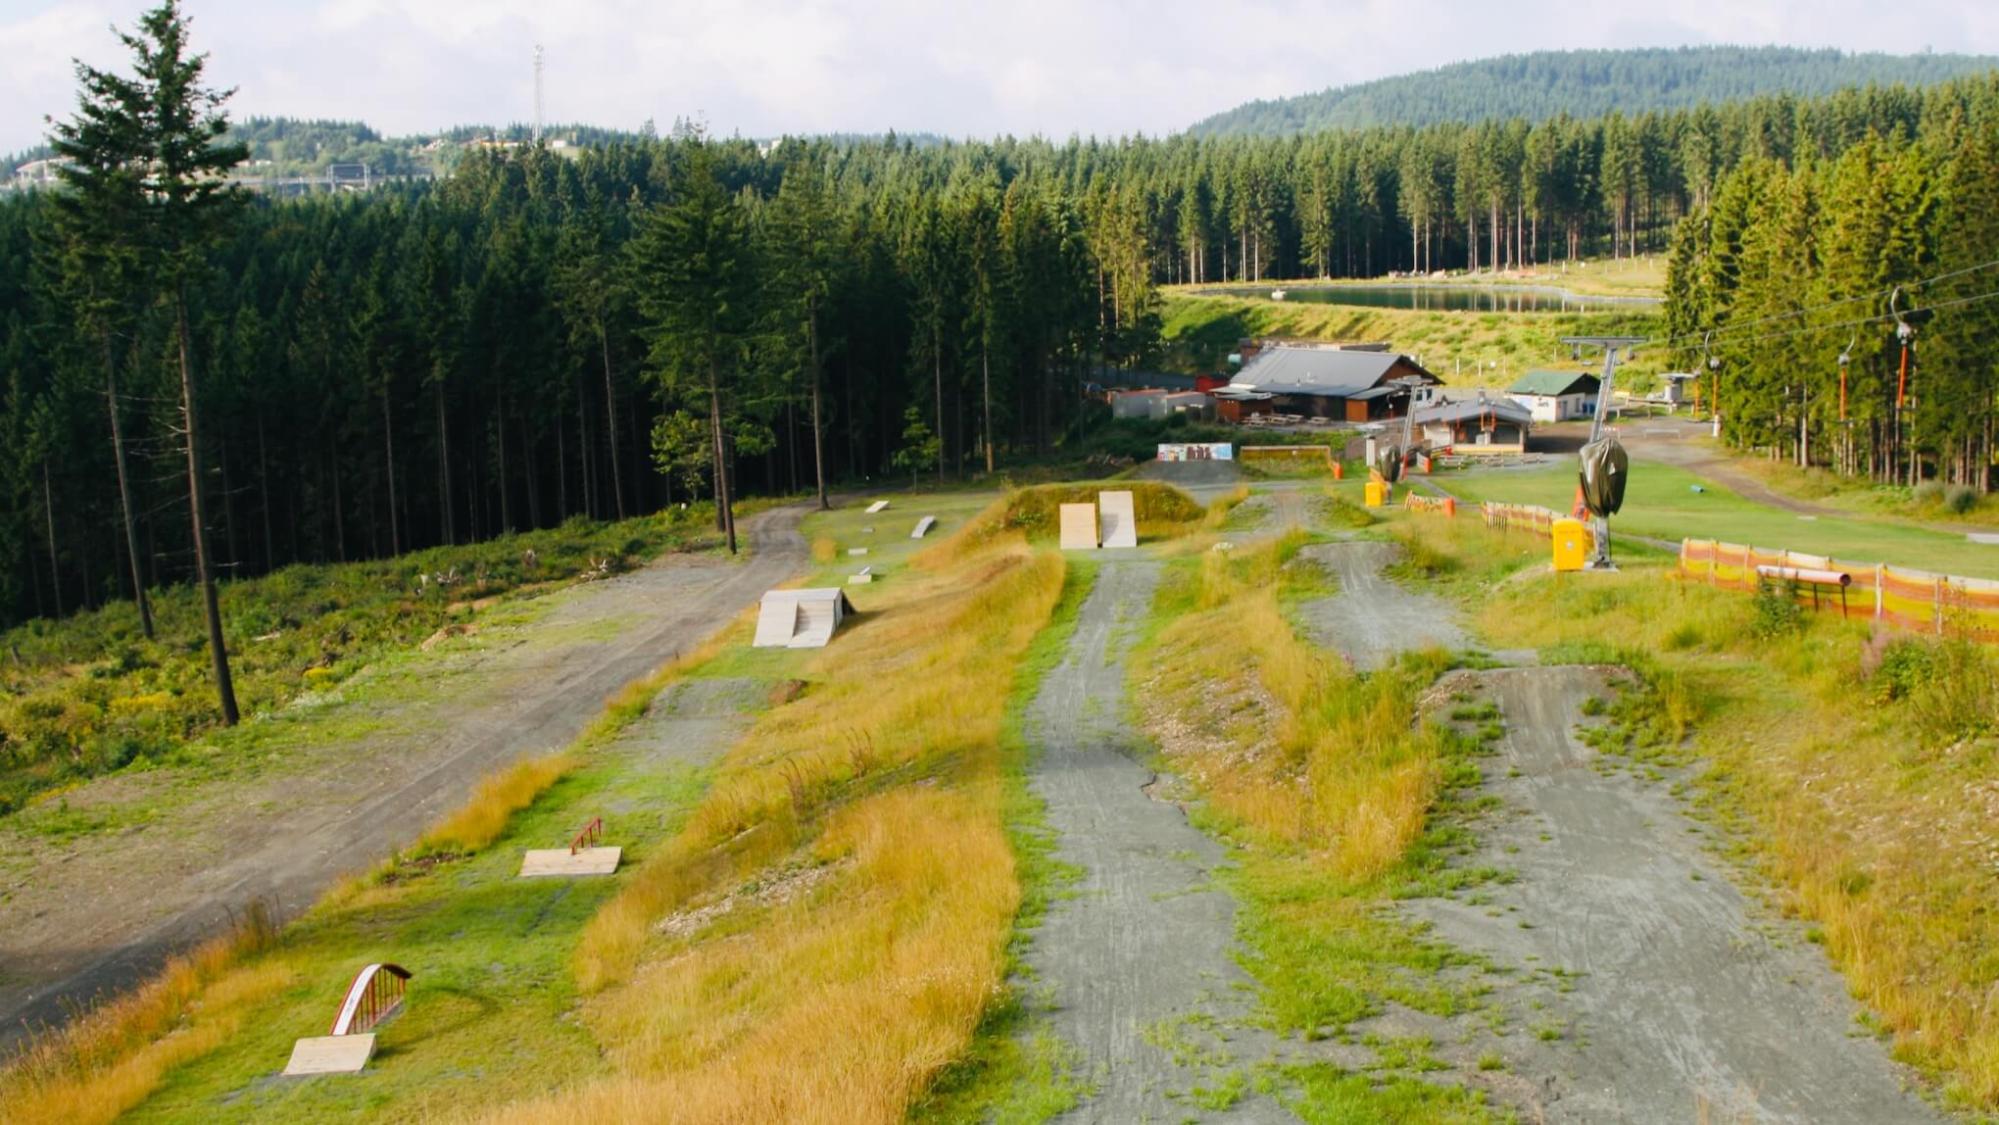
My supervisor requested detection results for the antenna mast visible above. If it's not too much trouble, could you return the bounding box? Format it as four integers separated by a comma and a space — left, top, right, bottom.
533, 45, 545, 144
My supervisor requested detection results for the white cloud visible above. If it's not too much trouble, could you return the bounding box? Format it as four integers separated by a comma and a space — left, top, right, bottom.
3, 0, 1997, 154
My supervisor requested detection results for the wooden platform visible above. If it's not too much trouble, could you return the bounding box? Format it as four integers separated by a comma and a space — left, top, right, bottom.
1059, 503, 1099, 550
284, 1033, 376, 1076
518, 846, 622, 878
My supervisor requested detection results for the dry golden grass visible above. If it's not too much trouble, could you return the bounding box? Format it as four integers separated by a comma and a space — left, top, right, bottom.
488, 787, 1017, 1125
0, 907, 292, 1125
418, 751, 576, 855
1137, 532, 1446, 879
540, 506, 1066, 1123
811, 535, 838, 563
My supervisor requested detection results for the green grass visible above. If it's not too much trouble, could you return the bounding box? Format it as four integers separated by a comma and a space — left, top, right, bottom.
0, 509, 724, 816
1159, 292, 1663, 391
1440, 461, 1999, 578
1280, 1062, 1506, 1124
118, 691, 749, 1122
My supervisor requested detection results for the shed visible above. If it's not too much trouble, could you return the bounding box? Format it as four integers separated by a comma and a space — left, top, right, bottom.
1109, 388, 1215, 421
1228, 346, 1440, 422
752, 588, 855, 649
1414, 395, 1534, 454
1506, 369, 1600, 423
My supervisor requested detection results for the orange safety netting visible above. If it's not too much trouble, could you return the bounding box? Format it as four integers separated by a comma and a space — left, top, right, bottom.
1679, 539, 1999, 640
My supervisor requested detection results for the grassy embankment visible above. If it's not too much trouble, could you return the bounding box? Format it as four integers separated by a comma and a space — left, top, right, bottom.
0, 488, 1109, 1123
1702, 449, 1999, 528
1158, 291, 1664, 391
1400, 509, 1999, 1112
1120, 501, 1508, 1120
1438, 461, 1999, 579
0, 507, 725, 816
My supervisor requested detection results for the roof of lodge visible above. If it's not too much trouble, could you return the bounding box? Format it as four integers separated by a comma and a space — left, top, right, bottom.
1415, 396, 1534, 427
1230, 346, 1437, 396
1508, 369, 1601, 397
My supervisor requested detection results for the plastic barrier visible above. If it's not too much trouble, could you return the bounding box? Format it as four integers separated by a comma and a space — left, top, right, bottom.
1680, 538, 1999, 640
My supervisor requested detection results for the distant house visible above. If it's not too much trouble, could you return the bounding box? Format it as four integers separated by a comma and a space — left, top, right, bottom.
1415, 394, 1533, 454
1108, 388, 1214, 421
1507, 369, 1601, 422
1227, 345, 1440, 422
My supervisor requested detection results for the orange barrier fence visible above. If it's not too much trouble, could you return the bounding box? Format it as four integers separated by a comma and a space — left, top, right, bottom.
1679, 538, 1999, 640
1405, 494, 1457, 516
1480, 501, 1561, 537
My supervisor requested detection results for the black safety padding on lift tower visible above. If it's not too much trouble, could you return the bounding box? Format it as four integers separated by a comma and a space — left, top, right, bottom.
1578, 436, 1629, 517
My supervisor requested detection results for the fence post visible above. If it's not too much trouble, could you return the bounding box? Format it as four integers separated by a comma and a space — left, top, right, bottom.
1937, 577, 1946, 636
1708, 541, 1717, 586
1875, 564, 1884, 621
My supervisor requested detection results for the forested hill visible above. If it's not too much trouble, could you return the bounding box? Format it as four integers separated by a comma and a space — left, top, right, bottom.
1189, 47, 1999, 135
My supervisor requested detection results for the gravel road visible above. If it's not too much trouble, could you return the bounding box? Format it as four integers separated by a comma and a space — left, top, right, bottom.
0, 506, 807, 1048
1293, 540, 1467, 668
1408, 666, 1941, 1123
1023, 560, 1291, 1122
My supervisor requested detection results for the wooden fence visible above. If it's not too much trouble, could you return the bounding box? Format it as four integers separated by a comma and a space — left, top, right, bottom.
1479, 501, 1563, 537
1678, 539, 1999, 639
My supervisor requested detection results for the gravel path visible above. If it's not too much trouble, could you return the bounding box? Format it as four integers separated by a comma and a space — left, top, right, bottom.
1023, 560, 1291, 1122
0, 506, 807, 1047
1293, 540, 1467, 668
1409, 667, 1941, 1123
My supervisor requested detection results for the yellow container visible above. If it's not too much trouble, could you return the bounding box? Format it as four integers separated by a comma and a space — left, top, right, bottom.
1363, 480, 1387, 508
1551, 517, 1588, 571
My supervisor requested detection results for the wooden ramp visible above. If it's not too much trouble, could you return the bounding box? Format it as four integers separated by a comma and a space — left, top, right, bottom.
1060, 504, 1099, 550
865, 499, 890, 513
284, 1034, 376, 1076
519, 846, 622, 877
1099, 491, 1138, 549
911, 516, 937, 539
752, 589, 854, 649
849, 565, 874, 585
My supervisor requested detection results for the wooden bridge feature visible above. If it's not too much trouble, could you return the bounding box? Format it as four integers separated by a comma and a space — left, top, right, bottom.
519, 816, 622, 878
282, 963, 413, 1076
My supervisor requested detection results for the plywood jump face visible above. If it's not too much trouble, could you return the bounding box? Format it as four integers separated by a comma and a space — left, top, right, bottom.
911, 516, 937, 539
518, 846, 623, 878
865, 499, 890, 513
753, 588, 854, 648
1099, 491, 1138, 549
1059, 503, 1099, 550
283, 1033, 376, 1076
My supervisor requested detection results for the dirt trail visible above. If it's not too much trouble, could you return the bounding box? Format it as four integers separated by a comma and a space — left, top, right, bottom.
0, 506, 807, 1047
1023, 560, 1291, 1122
1294, 541, 1466, 668
1410, 667, 1940, 1123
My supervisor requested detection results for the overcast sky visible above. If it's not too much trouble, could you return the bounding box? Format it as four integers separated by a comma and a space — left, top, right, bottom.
5, 0, 1998, 154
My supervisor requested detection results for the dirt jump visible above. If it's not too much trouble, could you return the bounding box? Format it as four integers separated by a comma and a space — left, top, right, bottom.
1022, 559, 1290, 1121
1410, 665, 1941, 1123
1301, 540, 1937, 1122
0, 506, 808, 1048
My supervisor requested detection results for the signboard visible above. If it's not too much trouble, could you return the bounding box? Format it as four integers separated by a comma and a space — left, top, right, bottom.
1156, 443, 1234, 462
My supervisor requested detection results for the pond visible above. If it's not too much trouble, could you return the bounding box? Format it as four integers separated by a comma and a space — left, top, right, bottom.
1208, 284, 1661, 313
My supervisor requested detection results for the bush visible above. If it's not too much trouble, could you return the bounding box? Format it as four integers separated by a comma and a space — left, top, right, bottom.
1750, 583, 1805, 639
1946, 486, 1978, 515
1914, 480, 1945, 506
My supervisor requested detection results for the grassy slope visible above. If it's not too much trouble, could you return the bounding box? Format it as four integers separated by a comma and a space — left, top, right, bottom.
1407, 512, 1999, 1112
0, 508, 722, 815
2, 491, 1072, 1124
1438, 462, 1999, 579
1159, 292, 1664, 389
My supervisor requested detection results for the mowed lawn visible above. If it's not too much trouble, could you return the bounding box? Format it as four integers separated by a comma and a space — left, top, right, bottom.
1437, 461, 1999, 580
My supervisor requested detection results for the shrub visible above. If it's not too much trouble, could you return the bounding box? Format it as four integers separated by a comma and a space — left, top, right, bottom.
1946, 486, 1978, 515
1750, 583, 1805, 639
1914, 479, 1945, 506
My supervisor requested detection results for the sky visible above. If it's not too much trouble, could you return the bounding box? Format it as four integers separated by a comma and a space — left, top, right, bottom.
4, 0, 1999, 155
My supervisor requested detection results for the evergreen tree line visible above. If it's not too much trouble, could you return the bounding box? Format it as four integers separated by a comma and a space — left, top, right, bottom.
9, 45, 1999, 640
1190, 46, 1999, 135
1665, 101, 1999, 489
